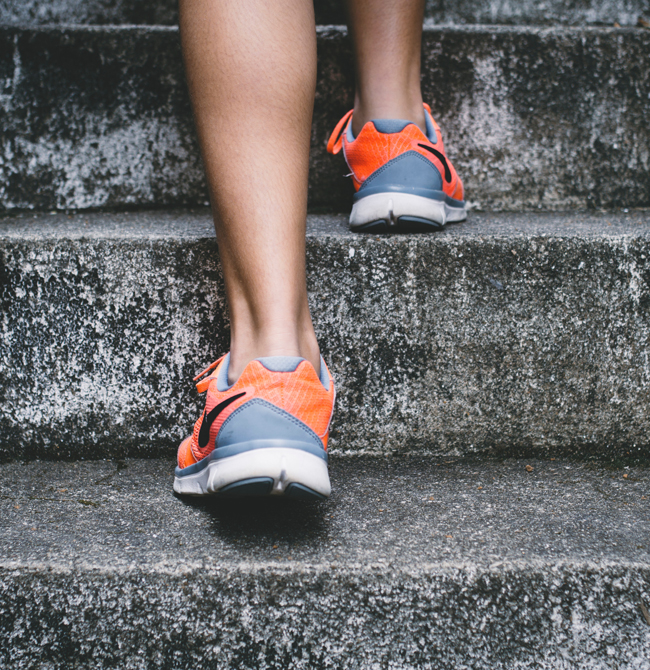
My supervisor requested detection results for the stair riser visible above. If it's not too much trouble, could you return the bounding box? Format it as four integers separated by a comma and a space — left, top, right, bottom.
1, 27, 649, 212
2, 216, 650, 461
1, 566, 648, 669
1, 0, 647, 26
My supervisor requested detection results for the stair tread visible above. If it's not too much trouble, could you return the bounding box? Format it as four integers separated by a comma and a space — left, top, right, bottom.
2, 209, 650, 240
2, 457, 648, 571
3, 456, 649, 667
1, 0, 647, 26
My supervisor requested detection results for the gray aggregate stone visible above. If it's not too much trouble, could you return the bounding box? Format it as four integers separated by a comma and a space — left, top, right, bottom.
423, 0, 650, 25
0, 0, 647, 26
0, 0, 345, 25
1, 26, 649, 212
0, 457, 649, 669
0, 0, 179, 26
1, 210, 650, 461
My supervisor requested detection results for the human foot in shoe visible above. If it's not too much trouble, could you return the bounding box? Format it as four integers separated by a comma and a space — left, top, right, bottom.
174, 354, 335, 500
327, 104, 466, 232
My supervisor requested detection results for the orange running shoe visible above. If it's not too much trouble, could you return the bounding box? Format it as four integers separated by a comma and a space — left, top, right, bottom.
174, 354, 335, 499
327, 104, 466, 232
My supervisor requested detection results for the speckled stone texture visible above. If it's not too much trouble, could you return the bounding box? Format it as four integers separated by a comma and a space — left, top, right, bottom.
2, 210, 650, 462
0, 0, 344, 25
0, 457, 649, 669
423, 0, 650, 25
0, 0, 180, 25
1, 0, 648, 26
1, 26, 649, 212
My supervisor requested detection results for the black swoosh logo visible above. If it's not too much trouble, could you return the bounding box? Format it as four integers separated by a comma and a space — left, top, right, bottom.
198, 392, 246, 449
417, 143, 452, 183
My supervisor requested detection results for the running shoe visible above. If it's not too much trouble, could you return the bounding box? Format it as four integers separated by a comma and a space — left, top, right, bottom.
174, 353, 335, 499
327, 103, 466, 232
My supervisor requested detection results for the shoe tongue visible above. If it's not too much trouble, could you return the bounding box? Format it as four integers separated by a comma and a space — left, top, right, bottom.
371, 119, 412, 134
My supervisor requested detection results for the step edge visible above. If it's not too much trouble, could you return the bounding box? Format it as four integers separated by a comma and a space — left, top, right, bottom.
1, 557, 648, 576
2, 24, 648, 37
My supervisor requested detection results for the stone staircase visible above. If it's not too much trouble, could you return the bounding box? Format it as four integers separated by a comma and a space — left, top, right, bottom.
1, 1, 650, 668
2, 25, 650, 211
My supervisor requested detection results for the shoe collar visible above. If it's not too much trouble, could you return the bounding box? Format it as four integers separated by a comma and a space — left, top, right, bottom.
345, 106, 438, 145
216, 353, 331, 392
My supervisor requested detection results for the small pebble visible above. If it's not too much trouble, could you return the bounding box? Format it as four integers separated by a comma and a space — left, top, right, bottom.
526, 465, 534, 472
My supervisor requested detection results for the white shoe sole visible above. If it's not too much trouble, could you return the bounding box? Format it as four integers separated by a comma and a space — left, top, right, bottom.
350, 192, 467, 230
173, 446, 331, 499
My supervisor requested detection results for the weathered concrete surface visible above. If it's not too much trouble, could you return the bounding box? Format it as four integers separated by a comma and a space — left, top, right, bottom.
424, 0, 650, 25
2, 210, 650, 461
1, 26, 649, 212
0, 0, 179, 26
0, 0, 345, 26
0, 27, 206, 211
1, 457, 649, 669
1, 0, 647, 26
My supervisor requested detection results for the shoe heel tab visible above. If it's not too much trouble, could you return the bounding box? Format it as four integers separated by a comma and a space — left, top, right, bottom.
371, 119, 413, 134
257, 356, 332, 392
256, 356, 304, 372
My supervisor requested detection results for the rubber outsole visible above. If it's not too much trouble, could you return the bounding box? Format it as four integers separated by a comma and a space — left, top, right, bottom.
174, 446, 331, 499
350, 191, 466, 233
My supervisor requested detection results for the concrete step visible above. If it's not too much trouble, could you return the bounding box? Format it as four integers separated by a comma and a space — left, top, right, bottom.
2, 209, 650, 462
1, 457, 648, 668
1, 25, 649, 212
1, 0, 648, 27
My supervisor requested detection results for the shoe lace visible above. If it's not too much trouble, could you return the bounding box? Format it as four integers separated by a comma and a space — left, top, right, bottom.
326, 109, 353, 155
193, 354, 226, 393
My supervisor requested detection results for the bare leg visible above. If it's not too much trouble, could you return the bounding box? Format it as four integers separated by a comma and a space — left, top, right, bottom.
346, 0, 427, 136
179, 0, 319, 382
